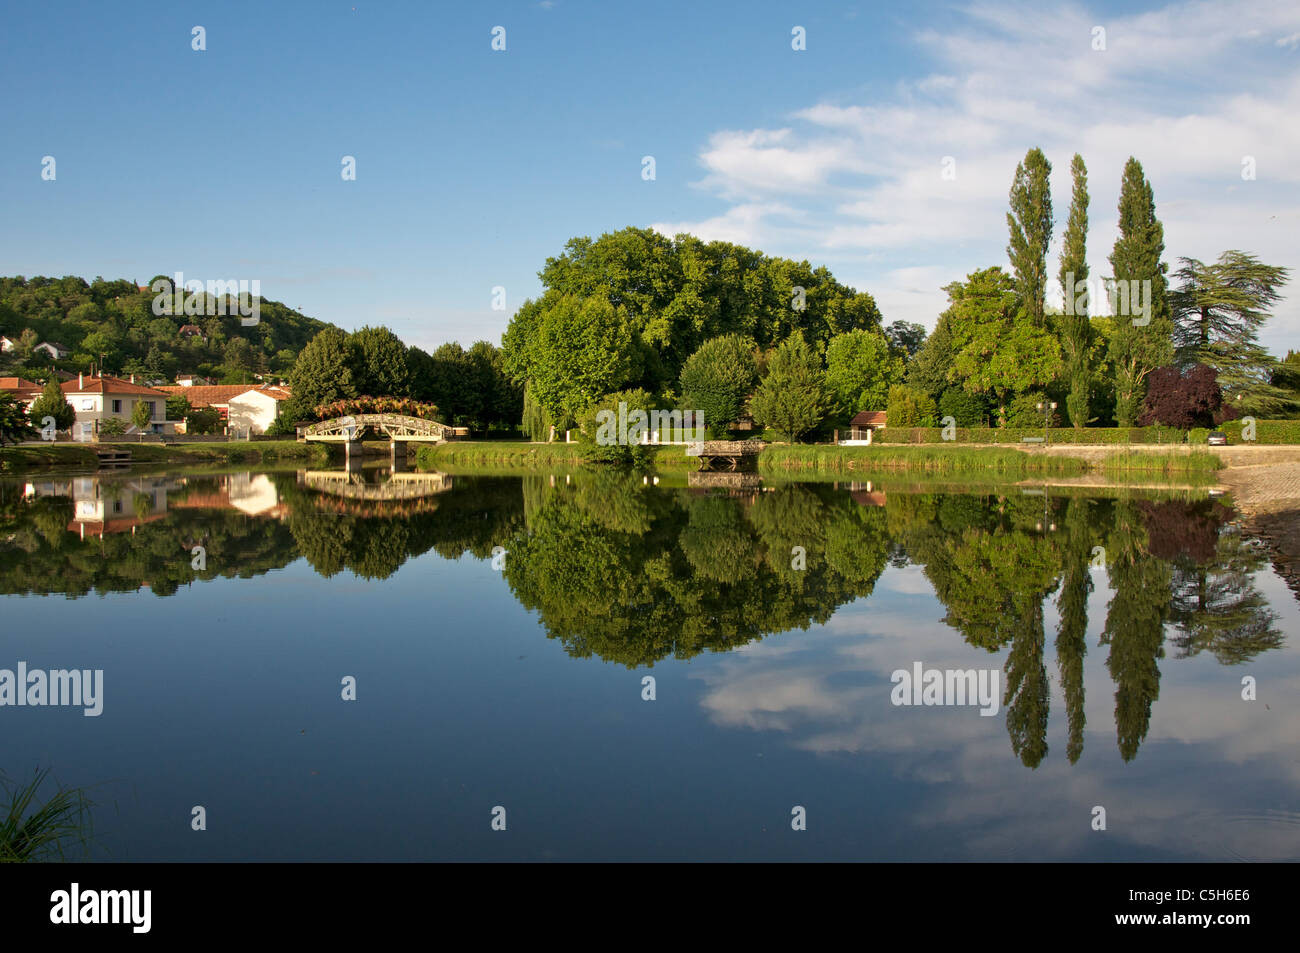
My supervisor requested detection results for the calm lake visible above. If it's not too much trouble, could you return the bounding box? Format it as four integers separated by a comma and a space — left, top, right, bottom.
2, 466, 1297, 861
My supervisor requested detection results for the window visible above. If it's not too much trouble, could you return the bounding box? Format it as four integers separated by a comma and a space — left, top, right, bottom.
112, 399, 122, 413
81, 399, 94, 411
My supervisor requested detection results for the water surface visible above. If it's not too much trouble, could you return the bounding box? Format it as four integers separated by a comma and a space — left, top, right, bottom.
1, 467, 1295, 861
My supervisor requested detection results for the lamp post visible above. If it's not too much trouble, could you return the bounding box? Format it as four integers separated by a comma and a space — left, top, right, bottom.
1036, 401, 1057, 445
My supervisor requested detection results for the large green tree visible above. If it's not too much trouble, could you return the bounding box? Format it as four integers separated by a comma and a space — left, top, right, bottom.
905, 312, 955, 401
678, 334, 758, 437
1057, 153, 1093, 426
504, 227, 883, 397
946, 267, 1062, 414
514, 294, 638, 428
28, 377, 74, 431
1006, 148, 1054, 328
289, 327, 358, 414
823, 328, 904, 423
1170, 250, 1291, 415
1106, 157, 1173, 426
884, 320, 927, 359
349, 326, 411, 398
748, 335, 830, 442
0, 392, 37, 446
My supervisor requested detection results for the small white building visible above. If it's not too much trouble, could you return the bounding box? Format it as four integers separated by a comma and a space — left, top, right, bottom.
157, 383, 293, 436
33, 341, 71, 360
227, 385, 293, 436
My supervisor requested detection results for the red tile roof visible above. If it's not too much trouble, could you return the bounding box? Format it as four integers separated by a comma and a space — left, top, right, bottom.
62, 375, 171, 397
850, 410, 888, 426
156, 383, 292, 407
156, 385, 249, 407
0, 376, 42, 398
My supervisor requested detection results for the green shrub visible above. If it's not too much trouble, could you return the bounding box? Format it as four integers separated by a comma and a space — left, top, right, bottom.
1003, 394, 1062, 429
575, 388, 658, 467
1250, 419, 1300, 444
185, 407, 222, 435
886, 384, 938, 428
938, 387, 989, 427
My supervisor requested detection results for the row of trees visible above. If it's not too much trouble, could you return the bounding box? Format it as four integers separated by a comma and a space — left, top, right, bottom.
0, 276, 329, 384
894, 152, 1291, 429
284, 326, 521, 431
498, 179, 1290, 445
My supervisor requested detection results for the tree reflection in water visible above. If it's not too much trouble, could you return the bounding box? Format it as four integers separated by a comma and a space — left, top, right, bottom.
0, 470, 1285, 767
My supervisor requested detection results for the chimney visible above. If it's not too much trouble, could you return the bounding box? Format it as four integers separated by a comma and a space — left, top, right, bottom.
79, 372, 84, 389
130, 373, 135, 384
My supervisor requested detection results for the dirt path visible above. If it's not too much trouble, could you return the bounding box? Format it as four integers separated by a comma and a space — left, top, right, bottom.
1206, 445, 1300, 513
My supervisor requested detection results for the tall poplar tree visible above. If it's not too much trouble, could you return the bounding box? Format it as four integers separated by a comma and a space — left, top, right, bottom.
1058, 154, 1092, 426
1006, 148, 1054, 328
1106, 158, 1173, 426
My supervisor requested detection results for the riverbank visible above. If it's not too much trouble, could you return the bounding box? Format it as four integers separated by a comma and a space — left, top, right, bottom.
411, 439, 1227, 478
0, 440, 328, 474
413, 442, 699, 470
757, 444, 1221, 477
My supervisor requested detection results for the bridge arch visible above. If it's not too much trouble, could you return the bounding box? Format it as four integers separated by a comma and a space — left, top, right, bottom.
299, 414, 460, 442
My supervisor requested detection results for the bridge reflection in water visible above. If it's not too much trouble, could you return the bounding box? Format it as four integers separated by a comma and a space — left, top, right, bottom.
296, 468, 454, 513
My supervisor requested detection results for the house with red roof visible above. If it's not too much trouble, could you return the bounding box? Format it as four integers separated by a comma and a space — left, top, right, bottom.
59, 374, 178, 439
0, 376, 43, 401
156, 383, 292, 435
840, 410, 887, 446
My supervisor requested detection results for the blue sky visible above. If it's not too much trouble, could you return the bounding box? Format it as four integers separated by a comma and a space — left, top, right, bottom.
2, 0, 1298, 354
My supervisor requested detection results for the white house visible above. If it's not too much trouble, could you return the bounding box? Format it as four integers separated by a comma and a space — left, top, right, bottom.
33, 341, 71, 360
174, 374, 215, 387
57, 374, 179, 439
227, 385, 292, 436
0, 336, 17, 353
157, 382, 292, 435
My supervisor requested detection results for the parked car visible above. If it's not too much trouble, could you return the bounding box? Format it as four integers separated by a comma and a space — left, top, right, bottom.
1207, 431, 1228, 446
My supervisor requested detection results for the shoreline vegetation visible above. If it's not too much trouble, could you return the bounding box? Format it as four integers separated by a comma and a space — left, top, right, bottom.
0, 436, 1225, 480
412, 440, 1224, 478
0, 440, 327, 473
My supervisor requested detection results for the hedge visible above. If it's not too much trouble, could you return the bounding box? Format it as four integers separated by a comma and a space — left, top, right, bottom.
1251, 419, 1300, 444
875, 426, 1189, 445
871, 421, 1300, 445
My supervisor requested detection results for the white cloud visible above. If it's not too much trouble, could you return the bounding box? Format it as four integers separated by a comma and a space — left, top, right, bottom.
667, 0, 1300, 350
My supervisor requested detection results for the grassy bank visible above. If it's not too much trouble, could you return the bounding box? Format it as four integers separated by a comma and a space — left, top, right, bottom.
0, 440, 328, 474
415, 441, 699, 470
415, 441, 583, 469
1098, 450, 1221, 476
759, 445, 1089, 475
410, 440, 1225, 481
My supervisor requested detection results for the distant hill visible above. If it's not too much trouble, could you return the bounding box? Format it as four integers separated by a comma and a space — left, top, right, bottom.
0, 275, 338, 384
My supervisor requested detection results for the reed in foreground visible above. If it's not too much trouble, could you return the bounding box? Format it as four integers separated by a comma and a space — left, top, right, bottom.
1099, 450, 1222, 475
0, 768, 94, 862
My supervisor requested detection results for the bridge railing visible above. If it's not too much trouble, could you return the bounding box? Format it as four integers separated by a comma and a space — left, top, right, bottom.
300, 414, 454, 439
